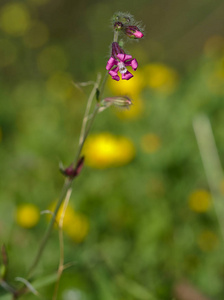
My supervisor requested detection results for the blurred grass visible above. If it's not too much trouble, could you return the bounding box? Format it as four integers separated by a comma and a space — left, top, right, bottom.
1, 0, 224, 299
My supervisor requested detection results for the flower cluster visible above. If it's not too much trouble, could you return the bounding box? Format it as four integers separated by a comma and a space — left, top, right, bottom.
106, 13, 144, 81
112, 12, 144, 39
106, 42, 138, 81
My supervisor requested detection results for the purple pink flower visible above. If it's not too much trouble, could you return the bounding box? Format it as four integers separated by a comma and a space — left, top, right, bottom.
106, 42, 138, 81
125, 26, 144, 39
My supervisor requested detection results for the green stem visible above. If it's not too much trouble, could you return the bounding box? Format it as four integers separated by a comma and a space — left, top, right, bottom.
27, 70, 109, 281
27, 178, 72, 279
114, 31, 119, 43
78, 74, 101, 151
74, 71, 109, 163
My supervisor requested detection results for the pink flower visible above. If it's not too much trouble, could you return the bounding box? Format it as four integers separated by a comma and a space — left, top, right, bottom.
125, 26, 144, 39
106, 42, 138, 81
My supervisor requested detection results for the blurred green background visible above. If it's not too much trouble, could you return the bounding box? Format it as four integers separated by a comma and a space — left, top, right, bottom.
1, 0, 224, 299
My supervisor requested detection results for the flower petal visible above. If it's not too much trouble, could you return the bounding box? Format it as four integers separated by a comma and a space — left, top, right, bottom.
122, 71, 133, 80
130, 58, 138, 70
117, 53, 133, 62
134, 31, 144, 39
109, 67, 120, 80
112, 75, 120, 81
109, 67, 119, 77
116, 53, 125, 61
125, 58, 138, 71
124, 54, 133, 61
106, 57, 117, 70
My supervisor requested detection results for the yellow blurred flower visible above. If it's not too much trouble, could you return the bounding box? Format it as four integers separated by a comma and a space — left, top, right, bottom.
107, 69, 145, 120
83, 133, 135, 168
46, 71, 74, 100
65, 213, 89, 243
49, 202, 76, 228
0, 3, 30, 36
188, 189, 212, 213
140, 133, 161, 153
16, 204, 40, 228
143, 63, 178, 94
49, 202, 89, 243
107, 70, 144, 99
197, 230, 219, 252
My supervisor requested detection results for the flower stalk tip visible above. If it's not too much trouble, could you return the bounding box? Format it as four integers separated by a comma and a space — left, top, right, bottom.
106, 13, 143, 81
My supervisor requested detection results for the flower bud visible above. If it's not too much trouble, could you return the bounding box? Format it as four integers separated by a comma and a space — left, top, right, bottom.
125, 26, 144, 39
111, 42, 125, 58
60, 156, 85, 179
114, 21, 123, 31
103, 96, 132, 109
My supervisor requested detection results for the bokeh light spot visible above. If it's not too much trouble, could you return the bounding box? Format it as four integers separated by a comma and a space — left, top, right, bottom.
83, 133, 135, 168
188, 189, 212, 213
197, 230, 219, 252
23, 20, 49, 48
46, 72, 73, 100
37, 45, 68, 74
16, 204, 40, 228
49, 202, 89, 243
65, 213, 89, 243
0, 3, 30, 36
143, 63, 178, 94
0, 39, 17, 67
140, 133, 161, 153
108, 70, 144, 99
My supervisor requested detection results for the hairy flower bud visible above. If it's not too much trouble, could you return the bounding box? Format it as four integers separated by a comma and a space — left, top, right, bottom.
111, 42, 125, 58
114, 21, 123, 31
125, 25, 144, 39
103, 96, 132, 109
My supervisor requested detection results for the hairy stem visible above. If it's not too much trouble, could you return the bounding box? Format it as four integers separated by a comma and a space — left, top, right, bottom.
26, 70, 109, 281
78, 73, 101, 149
